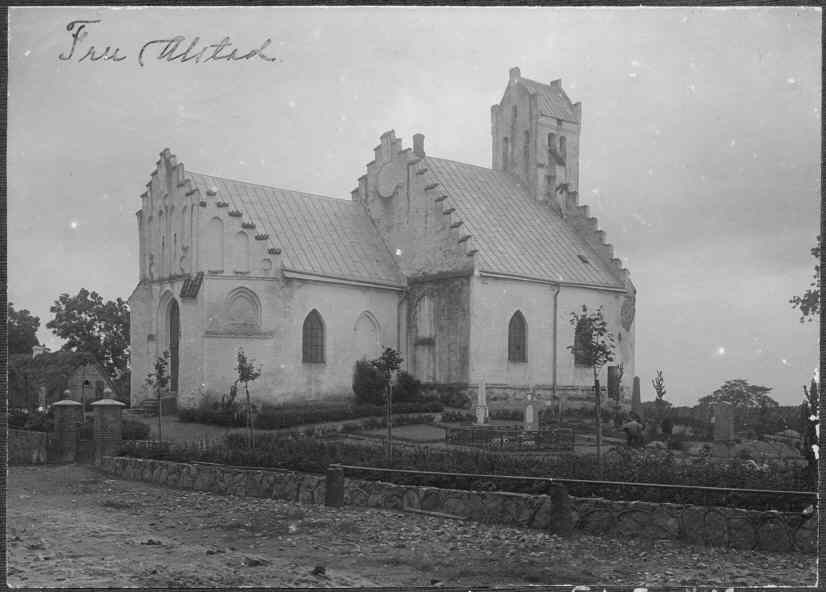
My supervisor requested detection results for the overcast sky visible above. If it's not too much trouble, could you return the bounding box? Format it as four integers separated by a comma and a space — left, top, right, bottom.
8, 6, 821, 405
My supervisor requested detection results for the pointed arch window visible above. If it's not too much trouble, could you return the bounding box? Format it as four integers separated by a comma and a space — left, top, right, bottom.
508, 311, 527, 362
302, 309, 325, 363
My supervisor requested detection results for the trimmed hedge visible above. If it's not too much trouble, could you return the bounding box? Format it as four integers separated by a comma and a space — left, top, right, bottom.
178, 400, 444, 430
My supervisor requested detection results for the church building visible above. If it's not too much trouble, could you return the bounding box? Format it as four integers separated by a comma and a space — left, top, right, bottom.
129, 67, 636, 410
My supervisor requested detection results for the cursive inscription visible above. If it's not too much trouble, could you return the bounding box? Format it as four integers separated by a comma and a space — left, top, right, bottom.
138, 36, 278, 67
57, 19, 280, 67
59, 20, 127, 62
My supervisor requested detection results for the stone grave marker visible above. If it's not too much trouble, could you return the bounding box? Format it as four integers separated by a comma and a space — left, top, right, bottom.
475, 380, 489, 425
524, 388, 538, 432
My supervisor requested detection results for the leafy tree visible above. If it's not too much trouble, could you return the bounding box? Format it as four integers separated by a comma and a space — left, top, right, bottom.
8, 302, 40, 355
235, 348, 262, 448
47, 289, 130, 397
790, 235, 820, 322
567, 305, 616, 475
697, 379, 778, 409
145, 351, 170, 442
369, 348, 403, 462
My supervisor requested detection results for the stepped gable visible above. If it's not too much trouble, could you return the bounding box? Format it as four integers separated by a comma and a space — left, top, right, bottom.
421, 156, 627, 289
185, 171, 404, 287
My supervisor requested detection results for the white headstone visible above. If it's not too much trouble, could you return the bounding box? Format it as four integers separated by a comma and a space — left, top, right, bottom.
475, 380, 488, 425
524, 388, 538, 431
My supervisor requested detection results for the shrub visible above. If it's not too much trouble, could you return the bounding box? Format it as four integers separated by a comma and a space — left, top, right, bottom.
352, 360, 385, 406
122, 418, 151, 440
490, 408, 524, 421
441, 411, 476, 423
393, 371, 421, 403
437, 387, 472, 409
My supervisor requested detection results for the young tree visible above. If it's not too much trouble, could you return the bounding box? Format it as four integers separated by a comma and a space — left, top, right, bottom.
369, 348, 403, 462
8, 302, 41, 355
567, 305, 616, 475
145, 351, 170, 442
790, 235, 820, 322
47, 289, 130, 397
235, 348, 262, 448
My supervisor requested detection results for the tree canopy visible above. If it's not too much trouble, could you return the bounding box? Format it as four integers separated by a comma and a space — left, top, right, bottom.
8, 302, 40, 355
790, 235, 820, 322
46, 289, 130, 396
697, 379, 778, 409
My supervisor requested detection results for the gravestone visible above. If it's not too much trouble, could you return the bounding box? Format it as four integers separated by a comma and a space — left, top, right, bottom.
52, 399, 83, 462
524, 389, 538, 432
475, 380, 489, 425
632, 376, 641, 416
91, 391, 126, 464
37, 385, 47, 410
713, 403, 735, 442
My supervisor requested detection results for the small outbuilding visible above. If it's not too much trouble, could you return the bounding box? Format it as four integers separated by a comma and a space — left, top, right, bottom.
8, 348, 118, 410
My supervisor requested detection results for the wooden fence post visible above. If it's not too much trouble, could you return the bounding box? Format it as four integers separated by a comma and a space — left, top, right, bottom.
325, 464, 344, 507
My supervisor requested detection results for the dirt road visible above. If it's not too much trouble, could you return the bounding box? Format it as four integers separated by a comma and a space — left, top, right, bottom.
7, 464, 815, 587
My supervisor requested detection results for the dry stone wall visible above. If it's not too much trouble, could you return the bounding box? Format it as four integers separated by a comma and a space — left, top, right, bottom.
98, 456, 814, 554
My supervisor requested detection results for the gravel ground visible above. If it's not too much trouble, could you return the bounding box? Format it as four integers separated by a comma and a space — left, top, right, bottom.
7, 464, 816, 588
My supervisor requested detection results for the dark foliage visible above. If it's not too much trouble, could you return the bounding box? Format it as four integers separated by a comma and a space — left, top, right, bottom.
352, 360, 386, 405
392, 371, 422, 403
179, 399, 444, 430
8, 302, 40, 355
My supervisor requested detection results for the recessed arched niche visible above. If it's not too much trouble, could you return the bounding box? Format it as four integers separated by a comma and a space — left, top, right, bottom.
225, 287, 261, 332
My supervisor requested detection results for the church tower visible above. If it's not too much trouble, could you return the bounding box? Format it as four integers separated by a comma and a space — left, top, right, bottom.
491, 67, 582, 213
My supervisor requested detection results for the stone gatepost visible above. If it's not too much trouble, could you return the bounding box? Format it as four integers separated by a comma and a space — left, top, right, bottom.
91, 393, 126, 464
52, 399, 83, 462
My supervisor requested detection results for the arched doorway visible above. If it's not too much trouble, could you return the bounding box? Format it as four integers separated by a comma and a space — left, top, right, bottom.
168, 299, 180, 393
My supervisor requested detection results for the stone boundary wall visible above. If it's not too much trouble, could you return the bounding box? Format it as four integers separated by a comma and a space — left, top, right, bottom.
9, 429, 47, 465
98, 456, 814, 554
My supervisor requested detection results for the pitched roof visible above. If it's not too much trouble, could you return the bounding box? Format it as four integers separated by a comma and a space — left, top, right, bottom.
8, 352, 110, 397
519, 78, 578, 123
424, 157, 625, 289
185, 172, 404, 287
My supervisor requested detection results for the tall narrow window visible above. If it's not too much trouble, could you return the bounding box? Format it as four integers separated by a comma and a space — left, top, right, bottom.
302, 309, 325, 363
502, 137, 510, 169
559, 135, 567, 162
508, 311, 527, 362
573, 317, 591, 367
